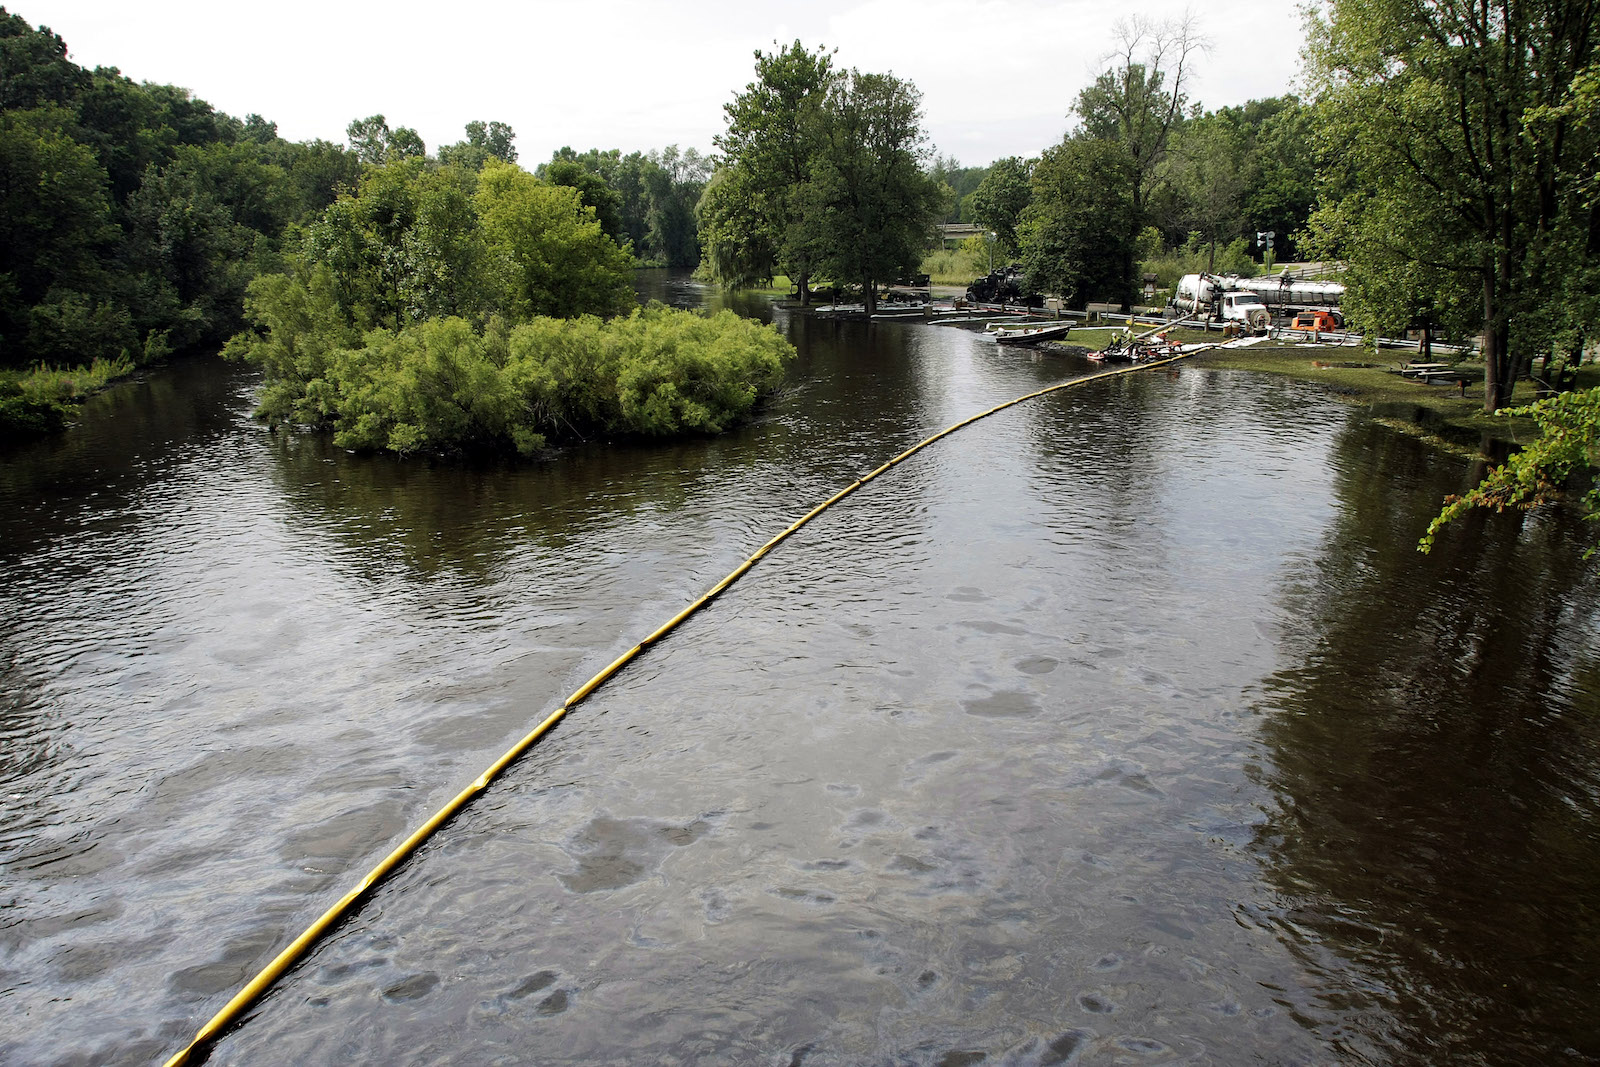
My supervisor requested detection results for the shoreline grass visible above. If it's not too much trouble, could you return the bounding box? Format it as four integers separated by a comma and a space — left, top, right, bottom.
1, 356, 137, 443
1180, 334, 1590, 445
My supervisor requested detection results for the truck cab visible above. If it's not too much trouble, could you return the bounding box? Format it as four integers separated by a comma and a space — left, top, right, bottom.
1220, 292, 1270, 332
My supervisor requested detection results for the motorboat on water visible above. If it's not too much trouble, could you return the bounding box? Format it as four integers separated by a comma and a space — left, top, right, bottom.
991, 321, 1075, 345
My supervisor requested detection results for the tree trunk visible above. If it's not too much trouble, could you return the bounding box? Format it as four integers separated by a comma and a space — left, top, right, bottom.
862, 276, 876, 316
1481, 272, 1515, 413
797, 270, 811, 307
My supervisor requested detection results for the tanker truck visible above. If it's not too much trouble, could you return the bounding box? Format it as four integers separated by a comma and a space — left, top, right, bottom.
1170, 273, 1271, 332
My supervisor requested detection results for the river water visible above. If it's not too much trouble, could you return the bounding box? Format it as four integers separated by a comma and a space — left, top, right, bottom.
2, 274, 1598, 1066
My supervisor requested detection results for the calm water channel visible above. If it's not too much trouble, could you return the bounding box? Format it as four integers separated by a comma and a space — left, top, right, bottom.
3, 273, 1599, 1066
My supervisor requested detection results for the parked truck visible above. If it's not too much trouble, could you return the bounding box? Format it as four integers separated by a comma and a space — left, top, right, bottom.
1170, 273, 1272, 332
1170, 271, 1346, 332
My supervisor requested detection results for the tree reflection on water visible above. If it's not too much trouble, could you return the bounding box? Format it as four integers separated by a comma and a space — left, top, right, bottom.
1251, 416, 1600, 1065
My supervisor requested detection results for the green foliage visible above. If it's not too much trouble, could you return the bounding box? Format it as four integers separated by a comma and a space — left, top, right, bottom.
1140, 232, 1260, 289
543, 158, 625, 243
542, 145, 710, 268
965, 156, 1031, 257
229, 299, 794, 456
1019, 16, 1200, 310
225, 159, 776, 456
930, 154, 988, 223
13, 353, 132, 401
345, 114, 425, 165
1019, 138, 1139, 308
712, 47, 945, 306
808, 69, 944, 309
709, 41, 839, 293
223, 264, 360, 426
437, 120, 517, 171
0, 390, 65, 439
1420, 388, 1600, 553
474, 160, 636, 319
920, 237, 987, 286
697, 166, 776, 288
0, 9, 363, 374
0, 353, 133, 441
1306, 0, 1600, 411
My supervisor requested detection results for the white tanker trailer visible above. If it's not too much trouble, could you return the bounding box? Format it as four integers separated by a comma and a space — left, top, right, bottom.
1170, 272, 1346, 331
1235, 274, 1345, 311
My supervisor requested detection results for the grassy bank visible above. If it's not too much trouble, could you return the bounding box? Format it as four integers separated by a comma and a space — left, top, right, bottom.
1166, 329, 1600, 446
0, 357, 135, 443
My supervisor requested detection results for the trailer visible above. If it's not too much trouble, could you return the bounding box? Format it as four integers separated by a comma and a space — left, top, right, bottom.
1235, 273, 1345, 312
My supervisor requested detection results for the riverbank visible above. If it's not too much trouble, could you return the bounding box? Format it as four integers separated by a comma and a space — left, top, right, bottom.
0, 357, 135, 443
1065, 325, 1596, 446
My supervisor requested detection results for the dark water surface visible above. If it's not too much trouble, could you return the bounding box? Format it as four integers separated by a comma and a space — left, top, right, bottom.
3, 274, 1598, 1066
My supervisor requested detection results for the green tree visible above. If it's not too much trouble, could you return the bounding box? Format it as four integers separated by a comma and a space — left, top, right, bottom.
1072, 15, 1203, 308
438, 119, 517, 170
930, 154, 988, 223
808, 70, 944, 314
474, 160, 635, 319
1307, 0, 1600, 412
346, 114, 425, 165
1241, 97, 1316, 259
0, 7, 87, 110
714, 40, 839, 302
697, 166, 776, 288
122, 141, 290, 351
965, 155, 1031, 257
639, 145, 710, 268
543, 158, 625, 243
1019, 138, 1139, 308
1421, 387, 1600, 553
1166, 110, 1250, 271
0, 106, 124, 366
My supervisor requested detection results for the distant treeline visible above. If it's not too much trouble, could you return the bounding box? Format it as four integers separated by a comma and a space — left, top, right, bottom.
0, 6, 744, 450
0, 7, 711, 377
0, 6, 360, 371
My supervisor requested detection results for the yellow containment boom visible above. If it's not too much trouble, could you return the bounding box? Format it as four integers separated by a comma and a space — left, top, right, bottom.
161, 348, 1199, 1067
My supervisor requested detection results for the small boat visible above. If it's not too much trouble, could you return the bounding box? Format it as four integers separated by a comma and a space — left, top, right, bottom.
992, 321, 1075, 345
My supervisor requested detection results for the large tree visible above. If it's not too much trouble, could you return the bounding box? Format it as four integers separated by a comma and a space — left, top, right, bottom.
1307, 0, 1600, 412
1073, 15, 1204, 308
1018, 138, 1140, 309
808, 69, 944, 315
965, 156, 1032, 257
696, 166, 776, 288
711, 41, 838, 303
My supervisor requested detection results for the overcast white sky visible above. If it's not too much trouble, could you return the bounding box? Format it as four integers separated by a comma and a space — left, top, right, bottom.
19, 0, 1310, 167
